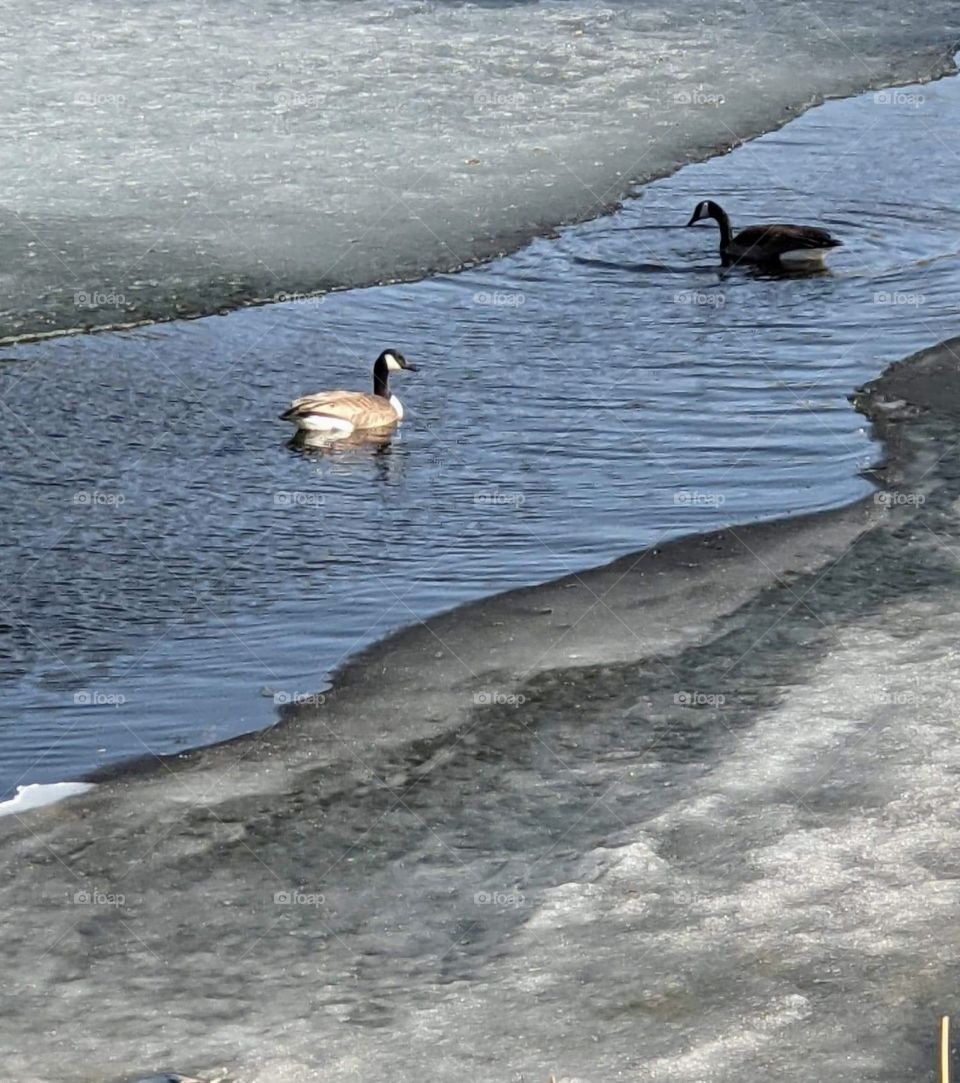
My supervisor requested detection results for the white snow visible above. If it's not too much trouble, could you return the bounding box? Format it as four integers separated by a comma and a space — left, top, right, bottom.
0, 781, 94, 817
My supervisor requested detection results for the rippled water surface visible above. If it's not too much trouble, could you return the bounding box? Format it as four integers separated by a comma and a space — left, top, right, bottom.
2, 71, 959, 797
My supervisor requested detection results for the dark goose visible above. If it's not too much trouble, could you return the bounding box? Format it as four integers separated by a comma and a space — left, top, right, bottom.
687, 199, 842, 268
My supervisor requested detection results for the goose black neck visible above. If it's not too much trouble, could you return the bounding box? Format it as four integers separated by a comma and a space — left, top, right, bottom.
708, 201, 733, 249
373, 356, 390, 399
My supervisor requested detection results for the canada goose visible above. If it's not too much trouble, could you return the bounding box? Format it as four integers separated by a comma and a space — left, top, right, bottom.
281, 349, 417, 437
686, 200, 841, 267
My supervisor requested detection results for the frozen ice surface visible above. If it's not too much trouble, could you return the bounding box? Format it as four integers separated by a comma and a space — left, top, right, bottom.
0, 0, 958, 338
0, 781, 94, 816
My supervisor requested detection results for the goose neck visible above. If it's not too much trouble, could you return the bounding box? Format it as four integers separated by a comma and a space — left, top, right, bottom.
373, 357, 390, 399
713, 204, 733, 249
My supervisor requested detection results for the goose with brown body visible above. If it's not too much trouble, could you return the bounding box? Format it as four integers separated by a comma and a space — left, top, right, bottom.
686, 200, 841, 268
281, 349, 417, 438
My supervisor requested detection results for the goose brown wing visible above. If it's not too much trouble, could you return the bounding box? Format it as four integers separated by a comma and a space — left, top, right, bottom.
733, 223, 840, 255
281, 391, 398, 428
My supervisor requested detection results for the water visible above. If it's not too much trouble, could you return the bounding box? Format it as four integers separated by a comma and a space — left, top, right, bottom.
0, 0, 956, 340
4, 65, 960, 798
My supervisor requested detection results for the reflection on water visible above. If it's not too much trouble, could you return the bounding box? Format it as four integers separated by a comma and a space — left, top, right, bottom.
290, 428, 398, 455
2, 73, 960, 796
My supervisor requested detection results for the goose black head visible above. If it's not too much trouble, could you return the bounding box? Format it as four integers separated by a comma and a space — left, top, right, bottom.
378, 349, 418, 373
686, 199, 725, 227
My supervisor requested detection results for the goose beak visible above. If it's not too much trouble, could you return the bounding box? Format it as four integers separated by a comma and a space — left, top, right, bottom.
403, 362, 419, 372
686, 211, 700, 226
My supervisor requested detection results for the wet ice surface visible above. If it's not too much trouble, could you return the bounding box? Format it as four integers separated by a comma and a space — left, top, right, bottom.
4, 337, 960, 1083
0, 0, 957, 339
4, 67, 960, 795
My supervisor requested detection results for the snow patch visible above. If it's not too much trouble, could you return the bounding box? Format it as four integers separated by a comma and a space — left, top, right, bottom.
0, 781, 94, 817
